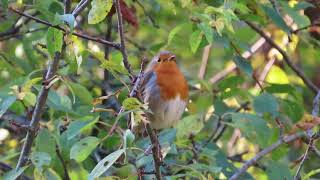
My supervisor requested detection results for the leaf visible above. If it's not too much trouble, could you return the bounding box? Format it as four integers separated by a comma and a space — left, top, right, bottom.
66, 116, 99, 140
47, 90, 72, 112
0, 96, 16, 118
198, 22, 213, 44
35, 129, 57, 155
167, 23, 187, 45
233, 55, 253, 76
70, 136, 99, 162
123, 129, 135, 149
69, 82, 93, 105
122, 97, 142, 110
101, 60, 129, 75
281, 100, 304, 123
253, 92, 279, 117
230, 113, 271, 148
46, 27, 63, 58
34, 168, 62, 180
57, 14, 75, 31
30, 152, 52, 172
261, 5, 291, 33
266, 161, 292, 180
3, 166, 28, 180
176, 115, 203, 138
88, 0, 113, 24
189, 30, 203, 53
88, 149, 125, 180
23, 92, 37, 106
266, 66, 289, 84
217, 76, 244, 90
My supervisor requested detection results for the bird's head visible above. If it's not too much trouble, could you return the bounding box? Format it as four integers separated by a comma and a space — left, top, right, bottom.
155, 50, 176, 63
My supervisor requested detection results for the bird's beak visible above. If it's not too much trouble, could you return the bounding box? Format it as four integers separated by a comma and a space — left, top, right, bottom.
168, 55, 176, 61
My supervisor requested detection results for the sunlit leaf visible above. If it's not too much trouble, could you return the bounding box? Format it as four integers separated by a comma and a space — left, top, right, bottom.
88, 0, 113, 24
88, 149, 125, 180
122, 97, 142, 110
70, 136, 99, 162
176, 115, 203, 138
189, 30, 203, 53
46, 27, 63, 58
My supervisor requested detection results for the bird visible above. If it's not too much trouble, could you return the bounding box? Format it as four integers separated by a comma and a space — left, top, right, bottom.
139, 50, 189, 130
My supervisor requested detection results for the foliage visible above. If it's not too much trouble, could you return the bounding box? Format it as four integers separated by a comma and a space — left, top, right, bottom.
0, 0, 320, 179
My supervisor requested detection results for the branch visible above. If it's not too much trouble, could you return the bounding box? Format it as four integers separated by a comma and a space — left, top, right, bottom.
245, 21, 319, 94
145, 123, 163, 180
198, 45, 211, 79
8, 7, 121, 50
229, 132, 305, 180
0, 162, 31, 180
64, 0, 72, 14
72, 0, 90, 17
209, 37, 266, 84
56, 145, 70, 180
16, 52, 61, 170
291, 23, 320, 34
114, 0, 133, 78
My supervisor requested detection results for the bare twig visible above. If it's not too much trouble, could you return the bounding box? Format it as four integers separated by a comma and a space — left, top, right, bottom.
72, 0, 90, 17
255, 57, 276, 89
145, 123, 163, 180
114, 0, 133, 78
9, 7, 121, 50
209, 37, 266, 84
198, 45, 211, 79
291, 23, 320, 34
294, 138, 313, 180
229, 132, 305, 180
64, 0, 72, 14
16, 52, 61, 170
245, 21, 319, 93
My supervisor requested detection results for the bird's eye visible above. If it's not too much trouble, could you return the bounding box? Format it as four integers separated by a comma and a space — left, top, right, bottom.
157, 58, 161, 62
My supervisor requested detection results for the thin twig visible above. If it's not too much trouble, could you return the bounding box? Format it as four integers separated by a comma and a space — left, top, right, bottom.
64, 0, 72, 14
16, 52, 61, 170
209, 37, 266, 84
145, 123, 163, 180
198, 45, 211, 79
114, 0, 133, 78
291, 23, 320, 34
9, 7, 121, 50
72, 0, 90, 17
254, 57, 276, 89
245, 21, 319, 93
229, 132, 305, 180
294, 138, 313, 180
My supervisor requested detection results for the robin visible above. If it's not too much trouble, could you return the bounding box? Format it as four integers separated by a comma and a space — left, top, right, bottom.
139, 50, 189, 130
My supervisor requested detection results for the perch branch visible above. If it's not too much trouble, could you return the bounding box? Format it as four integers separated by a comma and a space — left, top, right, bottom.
145, 123, 163, 180
198, 45, 211, 79
114, 0, 133, 78
245, 20, 319, 93
72, 0, 90, 17
8, 7, 121, 50
16, 52, 61, 170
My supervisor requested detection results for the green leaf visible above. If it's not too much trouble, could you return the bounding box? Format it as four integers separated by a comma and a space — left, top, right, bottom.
47, 90, 72, 112
34, 168, 62, 180
88, 0, 113, 24
281, 99, 304, 123
167, 23, 187, 45
0, 96, 16, 118
230, 113, 271, 148
189, 30, 203, 53
217, 76, 244, 90
57, 14, 75, 31
69, 82, 93, 105
233, 55, 253, 76
101, 60, 129, 75
253, 92, 279, 117
30, 152, 52, 171
266, 161, 292, 180
35, 129, 57, 155
88, 149, 125, 180
266, 66, 289, 84
176, 115, 203, 138
67, 116, 99, 140
46, 27, 63, 58
23, 92, 37, 106
123, 129, 135, 149
1, 0, 8, 9
122, 97, 142, 110
261, 5, 291, 33
3, 166, 28, 180
198, 22, 213, 44
70, 136, 99, 162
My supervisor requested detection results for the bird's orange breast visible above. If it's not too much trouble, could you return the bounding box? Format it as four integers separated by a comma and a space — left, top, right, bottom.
153, 61, 188, 100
